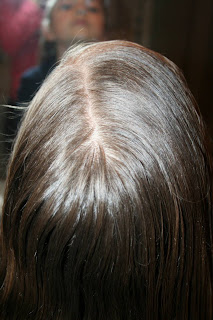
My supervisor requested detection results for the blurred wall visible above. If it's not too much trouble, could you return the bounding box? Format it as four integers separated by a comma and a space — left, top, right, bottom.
133, 0, 213, 138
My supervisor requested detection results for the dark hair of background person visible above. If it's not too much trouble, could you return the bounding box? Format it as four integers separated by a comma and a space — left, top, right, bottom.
0, 40, 212, 319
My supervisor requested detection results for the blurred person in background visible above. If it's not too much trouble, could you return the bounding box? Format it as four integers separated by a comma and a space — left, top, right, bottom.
18, 0, 107, 102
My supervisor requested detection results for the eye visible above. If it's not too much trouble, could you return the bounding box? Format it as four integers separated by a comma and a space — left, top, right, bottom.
87, 6, 100, 13
59, 3, 73, 10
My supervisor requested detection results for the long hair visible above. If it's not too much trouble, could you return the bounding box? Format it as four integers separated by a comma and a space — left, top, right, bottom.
0, 41, 212, 319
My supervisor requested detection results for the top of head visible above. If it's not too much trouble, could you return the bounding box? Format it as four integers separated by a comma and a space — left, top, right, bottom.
13, 41, 206, 202
13, 40, 206, 209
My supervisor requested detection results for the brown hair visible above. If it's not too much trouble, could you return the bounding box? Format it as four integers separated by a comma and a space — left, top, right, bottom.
0, 41, 212, 319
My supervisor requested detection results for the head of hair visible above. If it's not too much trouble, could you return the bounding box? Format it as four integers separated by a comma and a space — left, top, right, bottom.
0, 40, 212, 319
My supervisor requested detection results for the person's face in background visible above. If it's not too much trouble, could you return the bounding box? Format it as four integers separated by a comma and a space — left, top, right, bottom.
48, 0, 105, 53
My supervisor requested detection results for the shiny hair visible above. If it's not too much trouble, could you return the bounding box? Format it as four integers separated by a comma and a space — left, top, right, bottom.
0, 40, 212, 319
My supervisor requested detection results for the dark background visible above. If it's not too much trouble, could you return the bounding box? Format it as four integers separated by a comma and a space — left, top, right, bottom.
131, 0, 213, 136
